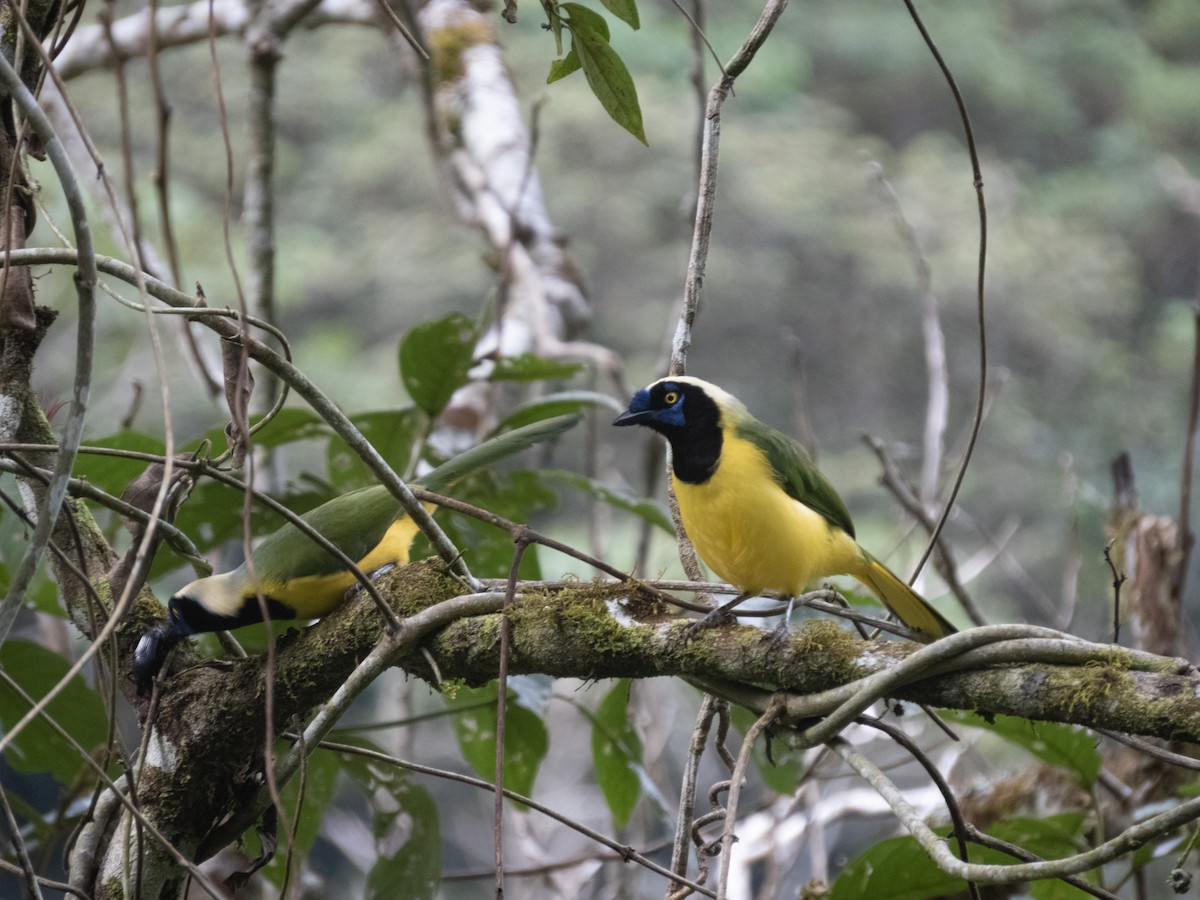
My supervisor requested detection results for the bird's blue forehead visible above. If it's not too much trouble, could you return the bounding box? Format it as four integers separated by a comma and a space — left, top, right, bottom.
627, 387, 653, 412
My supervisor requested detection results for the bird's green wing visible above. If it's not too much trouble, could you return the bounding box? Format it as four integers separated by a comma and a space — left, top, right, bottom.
250, 414, 581, 581
251, 485, 401, 583
734, 417, 857, 539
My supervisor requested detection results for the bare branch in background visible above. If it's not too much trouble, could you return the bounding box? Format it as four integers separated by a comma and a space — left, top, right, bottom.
900, 0, 989, 587
670, 0, 789, 376
53, 0, 380, 79
865, 158, 947, 509
413, 0, 613, 447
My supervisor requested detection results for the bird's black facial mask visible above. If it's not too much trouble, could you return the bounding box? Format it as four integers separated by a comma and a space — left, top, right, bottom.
614, 381, 721, 483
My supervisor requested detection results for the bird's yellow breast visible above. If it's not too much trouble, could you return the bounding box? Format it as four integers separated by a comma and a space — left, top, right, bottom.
672, 434, 864, 596
249, 514, 423, 619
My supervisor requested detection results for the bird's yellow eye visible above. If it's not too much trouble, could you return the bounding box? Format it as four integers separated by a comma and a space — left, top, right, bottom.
663, 391, 679, 405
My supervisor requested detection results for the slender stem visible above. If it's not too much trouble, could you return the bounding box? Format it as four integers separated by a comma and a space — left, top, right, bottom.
0, 47, 96, 648
671, 0, 789, 376
901, 0, 989, 586
494, 535, 530, 898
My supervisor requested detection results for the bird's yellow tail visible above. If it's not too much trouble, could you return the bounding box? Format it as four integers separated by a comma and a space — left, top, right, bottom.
856, 554, 956, 641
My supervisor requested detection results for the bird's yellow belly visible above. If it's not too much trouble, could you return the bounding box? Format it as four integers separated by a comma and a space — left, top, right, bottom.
255, 515, 422, 619
672, 443, 862, 596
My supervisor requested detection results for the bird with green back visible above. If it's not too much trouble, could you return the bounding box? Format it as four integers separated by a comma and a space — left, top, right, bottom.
133, 414, 579, 694
613, 377, 955, 640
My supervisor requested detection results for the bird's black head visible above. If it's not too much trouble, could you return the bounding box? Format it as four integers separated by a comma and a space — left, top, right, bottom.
613, 378, 723, 483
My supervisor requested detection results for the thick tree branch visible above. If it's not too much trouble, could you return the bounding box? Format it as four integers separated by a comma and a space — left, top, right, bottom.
52, 0, 381, 80
61, 562, 1200, 895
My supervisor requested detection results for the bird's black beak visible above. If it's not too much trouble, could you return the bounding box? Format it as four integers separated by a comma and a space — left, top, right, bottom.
613, 407, 654, 427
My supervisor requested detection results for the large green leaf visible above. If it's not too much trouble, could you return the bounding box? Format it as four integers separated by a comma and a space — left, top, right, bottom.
448, 680, 550, 807
325, 408, 423, 491
831, 814, 1091, 899
0, 641, 109, 782
494, 390, 625, 432
728, 704, 805, 796
398, 312, 478, 416
340, 740, 442, 899
600, 0, 639, 29
73, 430, 166, 499
411, 469, 555, 579
830, 832, 963, 900
488, 353, 584, 383
588, 679, 643, 828
243, 408, 331, 449
246, 745, 341, 888
943, 711, 1101, 788
561, 4, 646, 144
366, 779, 441, 899
0, 512, 60, 617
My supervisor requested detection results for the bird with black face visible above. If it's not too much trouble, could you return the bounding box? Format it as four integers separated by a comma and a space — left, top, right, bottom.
132, 415, 579, 695
613, 377, 955, 640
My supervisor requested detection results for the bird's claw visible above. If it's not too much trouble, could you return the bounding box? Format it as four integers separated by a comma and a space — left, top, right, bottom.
679, 607, 736, 643
767, 596, 797, 648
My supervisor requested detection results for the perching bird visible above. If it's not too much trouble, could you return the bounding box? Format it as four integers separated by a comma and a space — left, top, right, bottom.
613, 377, 955, 640
133, 415, 579, 693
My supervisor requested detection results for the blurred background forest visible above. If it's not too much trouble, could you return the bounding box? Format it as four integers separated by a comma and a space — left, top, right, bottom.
31, 0, 1200, 640
8, 0, 1200, 896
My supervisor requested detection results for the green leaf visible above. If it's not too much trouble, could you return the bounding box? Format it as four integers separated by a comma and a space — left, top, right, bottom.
0, 641, 109, 782
830, 833, 963, 900
589, 679, 643, 827
489, 354, 584, 383
247, 745, 341, 887
495, 390, 625, 432
540, 469, 673, 533
728, 704, 805, 796
327, 741, 442, 898
600, 0, 639, 29
366, 778, 441, 899
447, 681, 550, 808
245, 408, 330, 449
398, 312, 478, 416
411, 469, 555, 578
831, 814, 1091, 900
547, 46, 582, 84
562, 3, 610, 40
73, 431, 166, 499
1030, 877, 1096, 900
325, 408, 423, 491
943, 711, 1101, 788
562, 4, 646, 144
0, 511, 60, 616
988, 813, 1088, 862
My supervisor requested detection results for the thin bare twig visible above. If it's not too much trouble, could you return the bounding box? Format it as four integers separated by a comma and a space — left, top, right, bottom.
716, 697, 783, 899
670, 0, 788, 375
0, 779, 46, 900
859, 715, 982, 900
865, 159, 947, 508
0, 43, 97, 648
864, 434, 987, 626
1174, 304, 1200, 602
900, 0, 989, 588
669, 693, 722, 898
1103, 540, 1127, 644
495, 532, 531, 899
310, 737, 717, 898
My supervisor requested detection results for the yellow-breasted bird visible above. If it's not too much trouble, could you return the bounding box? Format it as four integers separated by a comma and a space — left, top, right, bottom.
133, 415, 579, 693
613, 377, 955, 640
